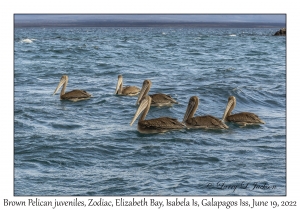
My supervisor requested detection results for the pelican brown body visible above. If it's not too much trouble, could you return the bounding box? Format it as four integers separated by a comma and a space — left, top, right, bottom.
222, 96, 265, 126
130, 95, 185, 133
53, 75, 91, 102
115, 75, 140, 96
183, 96, 228, 129
136, 80, 178, 106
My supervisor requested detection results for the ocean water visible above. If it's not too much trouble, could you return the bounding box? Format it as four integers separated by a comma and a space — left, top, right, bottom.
14, 27, 286, 196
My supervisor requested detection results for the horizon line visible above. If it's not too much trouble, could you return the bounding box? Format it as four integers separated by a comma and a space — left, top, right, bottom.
14, 21, 286, 28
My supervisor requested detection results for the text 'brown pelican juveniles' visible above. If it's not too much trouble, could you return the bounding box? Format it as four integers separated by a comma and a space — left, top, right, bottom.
222, 96, 265, 126
130, 95, 185, 133
53, 75, 91, 102
115, 75, 140, 96
136, 79, 178, 106
183, 96, 228, 129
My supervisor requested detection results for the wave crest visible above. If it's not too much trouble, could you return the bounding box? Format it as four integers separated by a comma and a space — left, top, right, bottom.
21, 38, 35, 43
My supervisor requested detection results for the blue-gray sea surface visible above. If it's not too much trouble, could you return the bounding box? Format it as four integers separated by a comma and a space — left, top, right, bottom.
14, 27, 286, 196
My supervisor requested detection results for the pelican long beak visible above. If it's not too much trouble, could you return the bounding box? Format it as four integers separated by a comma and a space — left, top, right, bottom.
130, 97, 149, 126
53, 77, 66, 95
182, 101, 195, 123
136, 83, 149, 105
115, 77, 122, 94
222, 99, 234, 121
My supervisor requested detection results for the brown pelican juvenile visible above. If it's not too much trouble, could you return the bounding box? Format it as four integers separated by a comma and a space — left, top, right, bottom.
115, 75, 140, 96
136, 80, 178, 106
53, 75, 91, 102
130, 95, 185, 133
222, 96, 265, 126
183, 96, 228, 129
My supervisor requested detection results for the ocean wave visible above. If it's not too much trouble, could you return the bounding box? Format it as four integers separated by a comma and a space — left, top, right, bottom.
21, 38, 36, 43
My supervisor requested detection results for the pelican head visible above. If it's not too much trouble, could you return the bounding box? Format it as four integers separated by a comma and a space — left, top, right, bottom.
222, 96, 236, 121
182, 96, 199, 123
130, 95, 151, 126
136, 80, 152, 105
53, 75, 68, 95
115, 75, 123, 94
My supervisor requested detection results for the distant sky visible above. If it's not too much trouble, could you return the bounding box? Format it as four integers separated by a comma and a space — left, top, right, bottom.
14, 14, 286, 24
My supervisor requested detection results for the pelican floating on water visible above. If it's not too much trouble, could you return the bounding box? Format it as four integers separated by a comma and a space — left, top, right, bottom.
130, 95, 185, 133
53, 75, 91, 102
115, 75, 140, 96
222, 96, 265, 126
136, 80, 178, 106
183, 96, 228, 129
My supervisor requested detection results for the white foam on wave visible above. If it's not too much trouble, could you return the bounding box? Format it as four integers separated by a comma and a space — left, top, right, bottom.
21, 38, 35, 43
229, 34, 236, 37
